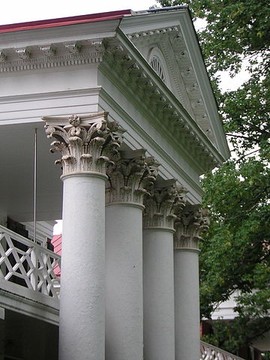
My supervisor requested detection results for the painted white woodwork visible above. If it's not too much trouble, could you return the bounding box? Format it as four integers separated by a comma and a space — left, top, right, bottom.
105, 203, 144, 360
200, 341, 245, 360
23, 221, 55, 246
175, 246, 201, 360
98, 81, 204, 204
120, 10, 229, 157
0, 88, 101, 126
174, 206, 209, 360
0, 9, 230, 224
60, 173, 106, 360
0, 308, 4, 320
43, 112, 123, 360
143, 181, 186, 360
0, 278, 59, 325
143, 228, 175, 360
0, 225, 61, 299
0, 8, 230, 359
105, 150, 158, 360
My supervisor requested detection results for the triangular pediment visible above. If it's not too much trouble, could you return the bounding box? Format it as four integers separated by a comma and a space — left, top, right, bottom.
119, 8, 229, 159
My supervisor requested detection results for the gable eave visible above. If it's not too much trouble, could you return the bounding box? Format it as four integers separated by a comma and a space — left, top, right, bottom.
119, 8, 230, 161
108, 27, 228, 170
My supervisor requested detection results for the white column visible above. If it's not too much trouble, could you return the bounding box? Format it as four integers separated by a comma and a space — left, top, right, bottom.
43, 113, 122, 360
105, 150, 158, 360
143, 182, 186, 360
174, 205, 209, 360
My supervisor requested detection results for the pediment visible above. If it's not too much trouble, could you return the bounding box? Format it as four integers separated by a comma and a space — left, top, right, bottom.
129, 31, 201, 131
119, 9, 229, 158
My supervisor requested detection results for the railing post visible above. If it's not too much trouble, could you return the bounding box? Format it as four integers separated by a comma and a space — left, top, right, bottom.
200, 341, 245, 360
30, 247, 38, 291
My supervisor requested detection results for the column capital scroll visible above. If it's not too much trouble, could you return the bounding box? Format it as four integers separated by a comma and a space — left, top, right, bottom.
144, 180, 187, 230
106, 149, 159, 206
174, 205, 209, 250
42, 112, 124, 177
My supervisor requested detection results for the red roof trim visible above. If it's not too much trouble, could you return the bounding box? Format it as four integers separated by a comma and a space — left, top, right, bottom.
0, 9, 131, 34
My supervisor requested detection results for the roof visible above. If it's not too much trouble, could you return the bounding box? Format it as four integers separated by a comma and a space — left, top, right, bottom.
0, 9, 131, 34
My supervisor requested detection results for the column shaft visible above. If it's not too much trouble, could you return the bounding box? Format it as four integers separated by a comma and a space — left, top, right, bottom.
143, 228, 175, 360
174, 204, 208, 360
175, 248, 200, 360
59, 174, 106, 360
43, 112, 123, 360
105, 203, 143, 360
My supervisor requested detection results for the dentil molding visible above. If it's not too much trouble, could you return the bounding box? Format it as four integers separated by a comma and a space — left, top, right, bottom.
0, 40, 104, 72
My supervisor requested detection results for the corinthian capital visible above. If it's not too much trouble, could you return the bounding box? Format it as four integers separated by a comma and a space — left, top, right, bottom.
144, 180, 187, 230
42, 112, 124, 177
174, 205, 209, 250
106, 149, 159, 206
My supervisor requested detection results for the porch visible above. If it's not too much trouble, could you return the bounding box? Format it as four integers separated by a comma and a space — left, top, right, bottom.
0, 224, 244, 360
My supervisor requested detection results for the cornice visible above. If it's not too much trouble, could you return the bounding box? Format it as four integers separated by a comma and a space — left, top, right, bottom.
127, 27, 213, 142
99, 88, 204, 203
0, 12, 228, 170
0, 40, 104, 73
125, 26, 226, 153
120, 9, 230, 160
101, 32, 224, 173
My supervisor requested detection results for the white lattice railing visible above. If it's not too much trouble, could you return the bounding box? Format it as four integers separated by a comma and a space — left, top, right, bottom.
200, 341, 244, 360
0, 225, 61, 299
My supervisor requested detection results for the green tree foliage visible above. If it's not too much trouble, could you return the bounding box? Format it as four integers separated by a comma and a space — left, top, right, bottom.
158, 0, 270, 355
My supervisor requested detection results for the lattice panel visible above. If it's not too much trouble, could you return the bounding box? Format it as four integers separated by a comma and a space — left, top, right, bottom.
0, 227, 61, 299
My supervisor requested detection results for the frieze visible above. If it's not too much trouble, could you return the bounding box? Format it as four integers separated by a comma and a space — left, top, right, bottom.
0, 40, 104, 73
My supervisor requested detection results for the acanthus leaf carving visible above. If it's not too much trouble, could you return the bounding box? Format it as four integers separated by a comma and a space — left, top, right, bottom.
174, 205, 210, 250
43, 112, 124, 177
144, 180, 187, 230
106, 150, 159, 206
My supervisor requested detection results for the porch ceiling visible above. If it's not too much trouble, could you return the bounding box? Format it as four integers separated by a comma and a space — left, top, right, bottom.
0, 121, 62, 222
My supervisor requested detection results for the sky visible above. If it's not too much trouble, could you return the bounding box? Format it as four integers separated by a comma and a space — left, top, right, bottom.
0, 0, 158, 25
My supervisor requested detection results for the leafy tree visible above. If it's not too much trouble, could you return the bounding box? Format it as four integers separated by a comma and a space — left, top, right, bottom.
158, 0, 270, 356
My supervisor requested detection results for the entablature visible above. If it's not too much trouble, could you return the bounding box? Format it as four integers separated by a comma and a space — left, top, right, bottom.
101, 33, 224, 174
0, 39, 104, 72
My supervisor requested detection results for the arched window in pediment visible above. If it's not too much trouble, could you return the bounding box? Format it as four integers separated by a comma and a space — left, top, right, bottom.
148, 47, 170, 88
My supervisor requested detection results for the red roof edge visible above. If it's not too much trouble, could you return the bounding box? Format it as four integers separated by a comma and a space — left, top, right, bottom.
0, 9, 131, 34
